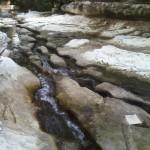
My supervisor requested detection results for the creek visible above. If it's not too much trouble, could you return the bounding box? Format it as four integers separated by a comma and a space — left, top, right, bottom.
0, 10, 101, 149
0, 7, 150, 150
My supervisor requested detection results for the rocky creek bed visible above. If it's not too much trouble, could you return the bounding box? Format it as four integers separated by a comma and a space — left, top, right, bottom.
0, 4, 150, 150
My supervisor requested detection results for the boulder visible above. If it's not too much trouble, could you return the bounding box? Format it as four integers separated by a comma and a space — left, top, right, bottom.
36, 34, 47, 40
19, 45, 31, 53
7, 38, 11, 43
46, 42, 57, 51
37, 46, 49, 55
29, 55, 40, 61
49, 54, 67, 68
54, 76, 103, 114
54, 75, 150, 150
18, 43, 34, 51
0, 57, 57, 150
19, 35, 36, 42
18, 28, 33, 35
27, 36, 37, 42
26, 43, 35, 49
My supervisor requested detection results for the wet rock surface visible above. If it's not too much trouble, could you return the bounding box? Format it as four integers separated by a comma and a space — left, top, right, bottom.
54, 76, 150, 150
107, 35, 150, 53
0, 6, 150, 150
35, 75, 101, 150
49, 54, 67, 68
13, 10, 150, 149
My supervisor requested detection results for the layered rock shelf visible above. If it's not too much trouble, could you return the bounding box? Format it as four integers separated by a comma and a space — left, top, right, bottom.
0, 57, 57, 150
62, 1, 150, 20
0, 2, 150, 149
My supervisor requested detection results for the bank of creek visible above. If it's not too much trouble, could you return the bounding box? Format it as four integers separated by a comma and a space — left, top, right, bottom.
0, 2, 150, 150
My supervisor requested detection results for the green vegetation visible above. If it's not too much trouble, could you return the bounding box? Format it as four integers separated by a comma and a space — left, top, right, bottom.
0, 0, 72, 11
10, 0, 55, 11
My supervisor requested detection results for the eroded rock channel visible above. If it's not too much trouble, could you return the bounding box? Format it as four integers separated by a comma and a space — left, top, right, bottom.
0, 3, 150, 150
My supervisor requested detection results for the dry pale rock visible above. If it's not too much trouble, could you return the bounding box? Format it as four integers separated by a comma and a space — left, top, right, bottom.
65, 39, 89, 48
75, 45, 150, 82
0, 57, 57, 150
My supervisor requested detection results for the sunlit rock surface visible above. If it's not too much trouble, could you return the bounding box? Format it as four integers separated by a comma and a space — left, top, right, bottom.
75, 45, 150, 82
37, 46, 49, 55
0, 18, 17, 27
15, 11, 41, 22
0, 57, 57, 150
65, 39, 90, 48
54, 76, 150, 150
109, 35, 150, 53
49, 54, 67, 68
1, 6, 149, 150
15, 12, 94, 33
54, 75, 103, 115
58, 38, 150, 83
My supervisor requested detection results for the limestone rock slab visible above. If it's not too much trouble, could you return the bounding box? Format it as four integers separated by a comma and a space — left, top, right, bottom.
54, 75, 150, 150
0, 57, 57, 150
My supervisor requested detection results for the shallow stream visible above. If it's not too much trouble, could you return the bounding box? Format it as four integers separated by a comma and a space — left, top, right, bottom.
1, 8, 150, 150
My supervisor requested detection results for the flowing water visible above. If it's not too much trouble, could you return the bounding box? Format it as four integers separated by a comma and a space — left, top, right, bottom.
1, 7, 150, 150
0, 9, 102, 149
35, 74, 100, 150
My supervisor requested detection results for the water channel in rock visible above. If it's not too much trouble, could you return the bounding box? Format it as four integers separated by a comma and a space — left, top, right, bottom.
0, 11, 102, 149
1, 9, 150, 150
